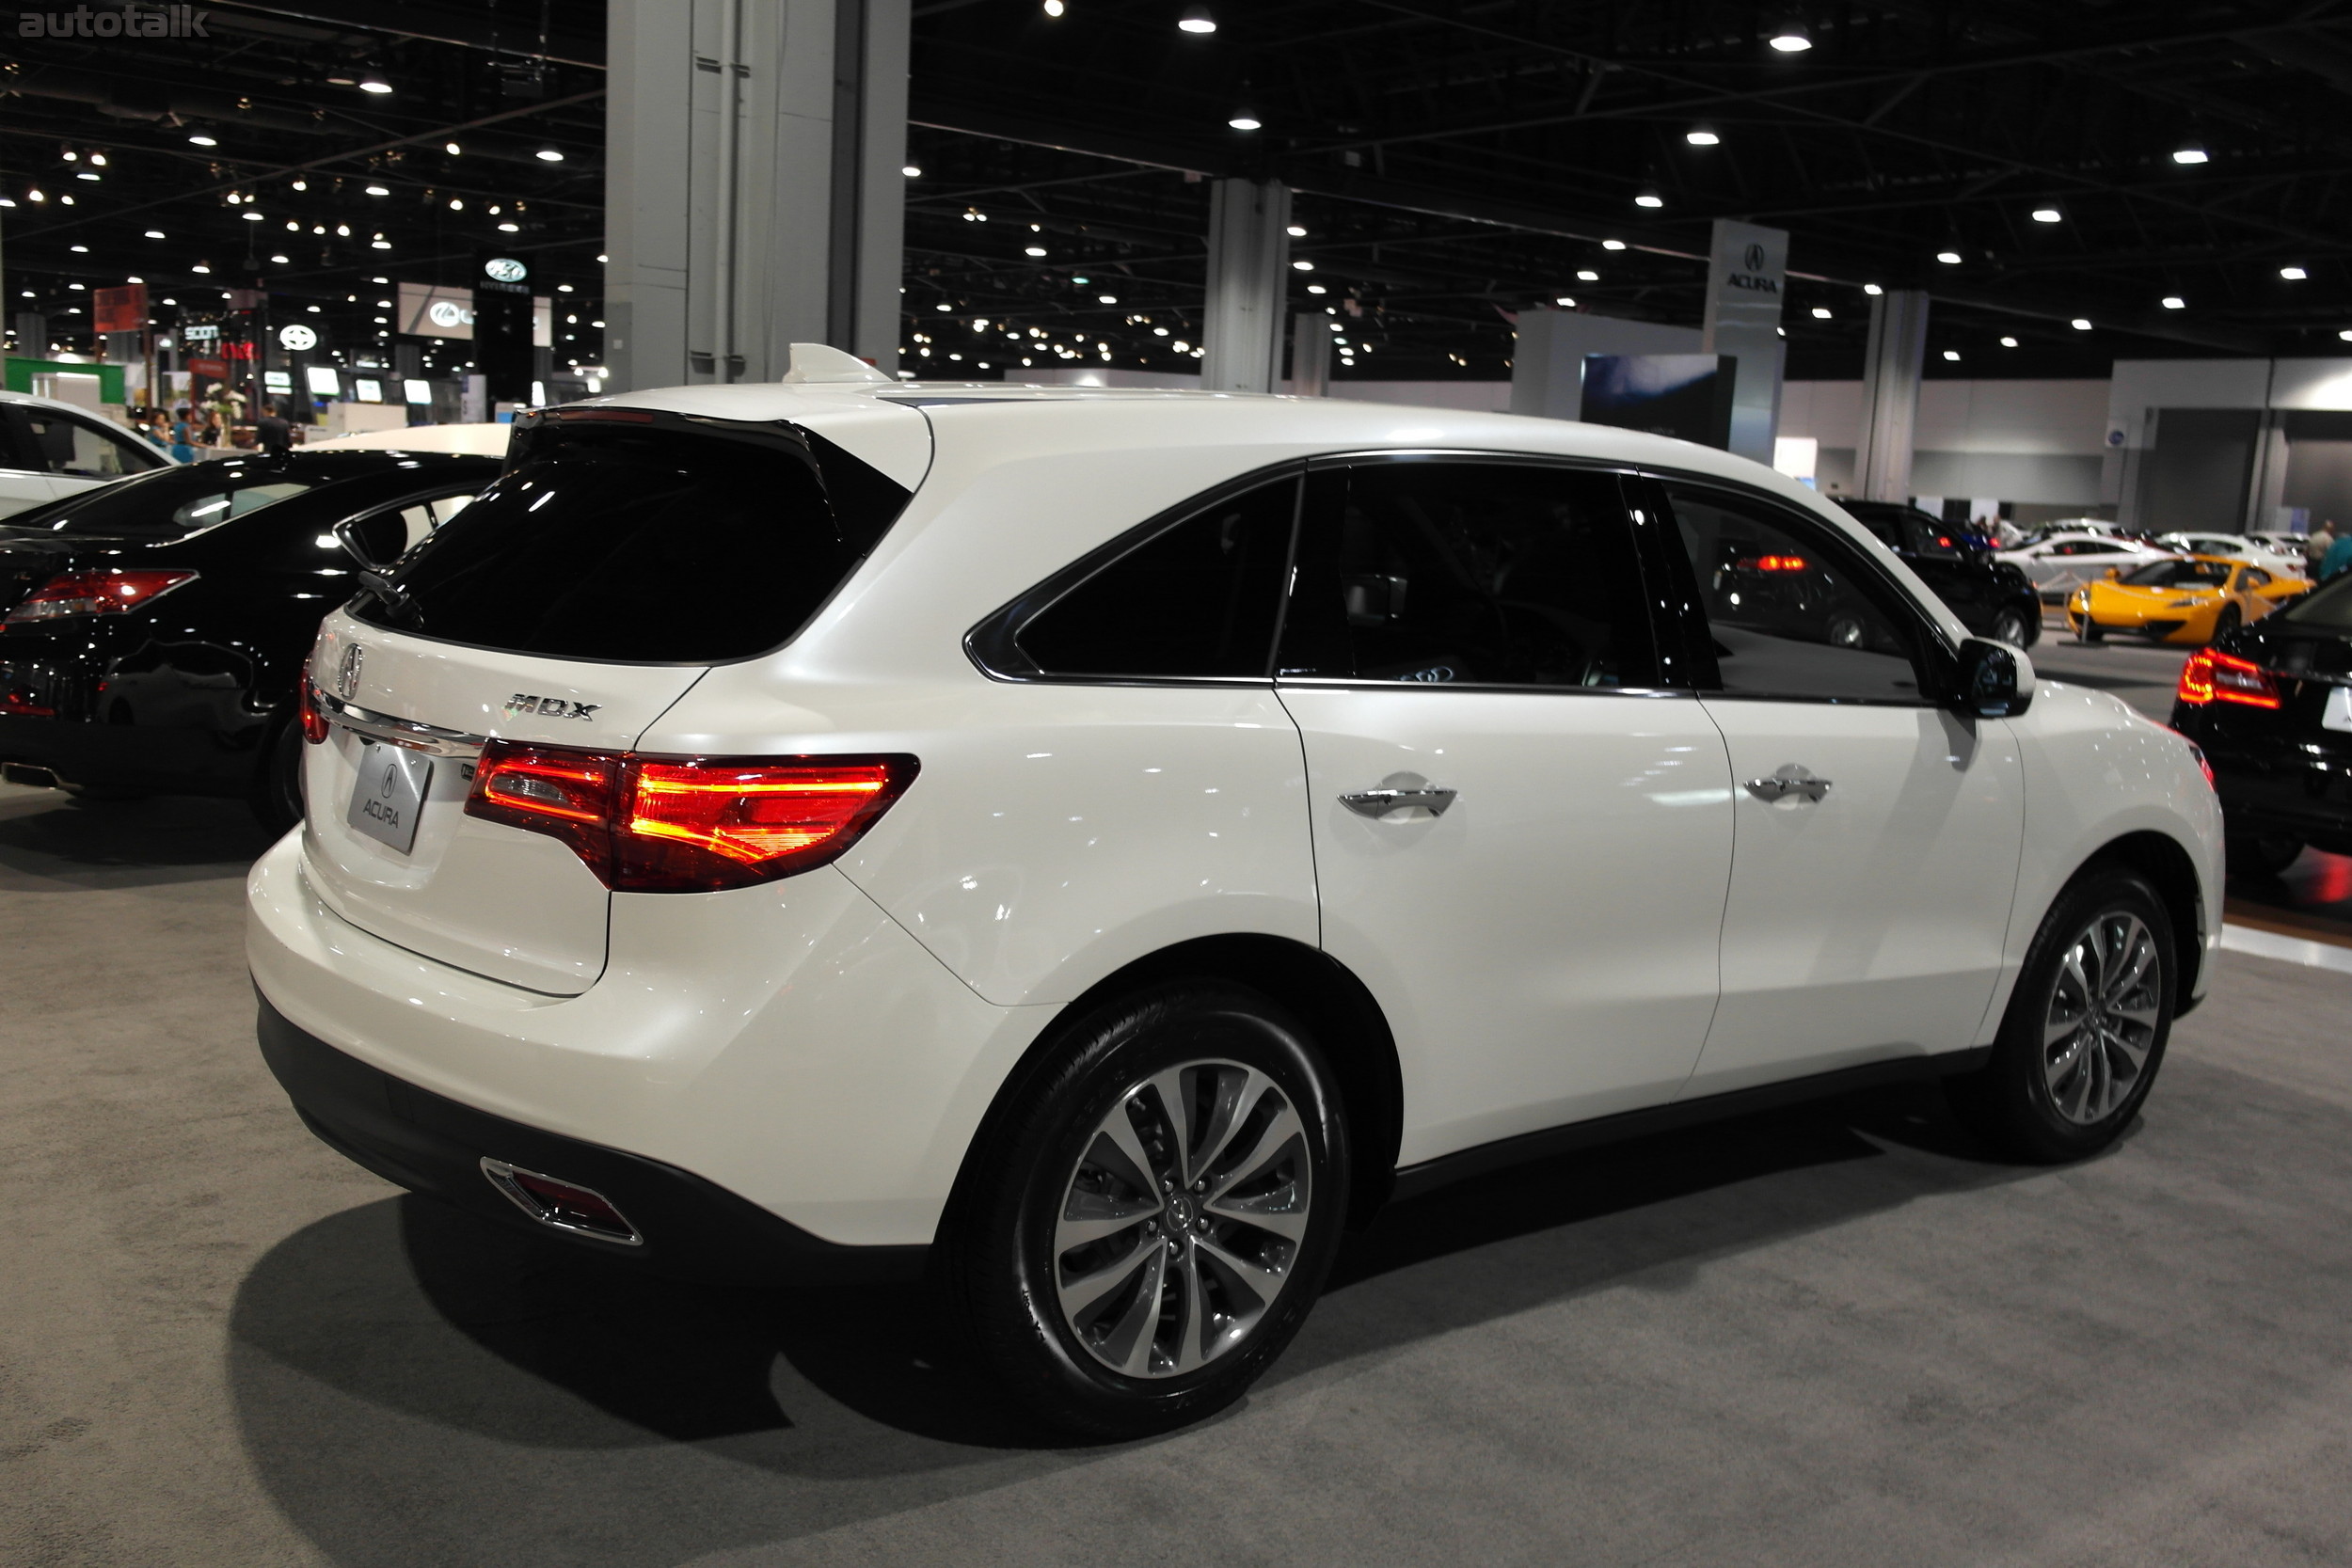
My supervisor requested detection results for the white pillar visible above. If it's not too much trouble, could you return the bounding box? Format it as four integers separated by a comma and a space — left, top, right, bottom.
1290, 311, 1331, 397
1700, 218, 1788, 467
606, 0, 908, 393
1856, 289, 1930, 503
1201, 180, 1291, 395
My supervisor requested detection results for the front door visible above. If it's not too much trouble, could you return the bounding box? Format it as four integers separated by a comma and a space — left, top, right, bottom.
1277, 458, 1734, 1165
1649, 478, 2026, 1097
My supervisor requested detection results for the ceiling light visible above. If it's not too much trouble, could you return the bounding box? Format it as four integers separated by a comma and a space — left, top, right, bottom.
358, 77, 392, 94
1936, 250, 1964, 264
69, 243, 87, 253
445, 141, 462, 155
1286, 224, 1307, 237
497, 222, 520, 232
1306, 284, 1327, 294
1864, 282, 1883, 295
1634, 190, 1664, 208
188, 134, 216, 147
902, 164, 922, 177
1229, 113, 1262, 131
2031, 207, 2062, 223
144, 230, 164, 239
291, 179, 307, 191
372, 237, 393, 249
1097, 293, 1119, 304
2000, 336, 2018, 347
1576, 269, 1599, 281
2281, 266, 2309, 280
1811, 307, 1832, 319
2071, 318, 2092, 331
1179, 7, 1216, 32
269, 254, 288, 263
242, 211, 262, 221
2340, 329, 2352, 342
75, 171, 99, 182
191, 263, 210, 274
535, 149, 564, 162
1601, 239, 1626, 251
1044, 0, 1065, 14
2161, 295, 2185, 309
1292, 260, 1314, 271
449, 198, 464, 211
1768, 22, 1812, 52
1553, 296, 1576, 307
1025, 245, 1047, 257
364, 184, 389, 196
2173, 143, 2208, 166
1943, 350, 1961, 361
1686, 127, 1720, 146
88, 152, 105, 166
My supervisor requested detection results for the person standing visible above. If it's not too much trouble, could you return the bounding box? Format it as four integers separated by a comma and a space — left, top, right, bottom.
2308, 520, 2338, 576
2323, 528, 2352, 583
256, 400, 293, 459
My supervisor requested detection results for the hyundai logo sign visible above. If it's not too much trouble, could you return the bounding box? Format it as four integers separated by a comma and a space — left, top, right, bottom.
484, 257, 528, 284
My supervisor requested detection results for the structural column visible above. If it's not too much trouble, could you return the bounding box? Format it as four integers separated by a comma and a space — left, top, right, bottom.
1856, 289, 1930, 503
1700, 218, 1788, 466
606, 0, 909, 392
1201, 180, 1291, 395
1290, 311, 1331, 397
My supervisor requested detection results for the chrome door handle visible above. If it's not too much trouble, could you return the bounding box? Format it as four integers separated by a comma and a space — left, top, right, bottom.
1341, 784, 1457, 818
1744, 766, 1831, 803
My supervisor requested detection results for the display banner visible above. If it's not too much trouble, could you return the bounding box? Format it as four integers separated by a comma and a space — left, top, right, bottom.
397, 279, 552, 346
93, 283, 148, 335
1700, 218, 1789, 466
472, 250, 535, 403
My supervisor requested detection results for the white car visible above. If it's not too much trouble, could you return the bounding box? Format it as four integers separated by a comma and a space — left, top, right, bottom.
247, 354, 2223, 1437
0, 388, 176, 519
1996, 531, 2177, 595
2154, 531, 2307, 578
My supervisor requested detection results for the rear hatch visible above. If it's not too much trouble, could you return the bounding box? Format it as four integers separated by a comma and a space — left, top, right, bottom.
298, 404, 923, 993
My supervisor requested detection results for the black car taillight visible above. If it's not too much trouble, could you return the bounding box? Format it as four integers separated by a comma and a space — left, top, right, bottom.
2177, 648, 2281, 709
3, 567, 198, 626
464, 739, 917, 893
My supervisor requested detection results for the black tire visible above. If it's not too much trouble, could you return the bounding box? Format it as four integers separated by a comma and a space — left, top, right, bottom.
2227, 832, 2304, 879
1947, 866, 2175, 1163
943, 980, 1350, 1440
1989, 607, 2032, 648
249, 718, 305, 834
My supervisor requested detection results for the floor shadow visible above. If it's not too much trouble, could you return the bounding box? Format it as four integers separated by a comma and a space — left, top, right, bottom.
226, 1082, 2044, 1567
0, 784, 273, 885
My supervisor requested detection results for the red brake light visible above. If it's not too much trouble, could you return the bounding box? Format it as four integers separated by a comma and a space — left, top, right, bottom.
298, 679, 331, 744
1753, 554, 1808, 572
2177, 648, 2280, 709
464, 741, 915, 892
5, 568, 198, 626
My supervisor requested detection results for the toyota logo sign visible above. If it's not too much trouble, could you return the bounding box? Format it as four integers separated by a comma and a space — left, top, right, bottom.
278, 323, 318, 351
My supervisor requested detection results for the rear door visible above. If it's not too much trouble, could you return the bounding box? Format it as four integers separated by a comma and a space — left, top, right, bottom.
1277, 458, 1732, 1162
298, 410, 916, 993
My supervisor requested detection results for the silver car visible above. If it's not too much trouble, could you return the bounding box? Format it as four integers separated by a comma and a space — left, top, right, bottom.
1994, 531, 2176, 596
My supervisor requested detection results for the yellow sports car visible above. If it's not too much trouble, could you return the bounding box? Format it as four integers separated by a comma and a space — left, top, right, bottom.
2066, 554, 2310, 644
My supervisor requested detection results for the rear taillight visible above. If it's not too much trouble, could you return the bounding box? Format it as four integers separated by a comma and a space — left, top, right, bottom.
2178, 648, 2281, 709
297, 679, 331, 744
464, 741, 915, 893
4, 568, 198, 626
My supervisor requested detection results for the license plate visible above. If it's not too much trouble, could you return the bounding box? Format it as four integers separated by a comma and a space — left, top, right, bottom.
2326, 685, 2352, 735
346, 742, 433, 855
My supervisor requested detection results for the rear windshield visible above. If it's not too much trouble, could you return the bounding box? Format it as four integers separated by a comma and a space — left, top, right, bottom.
2120, 559, 2230, 588
351, 420, 905, 663
11, 461, 315, 536
2280, 574, 2352, 630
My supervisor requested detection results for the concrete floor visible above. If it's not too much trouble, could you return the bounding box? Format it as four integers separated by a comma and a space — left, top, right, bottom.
7, 778, 2352, 1568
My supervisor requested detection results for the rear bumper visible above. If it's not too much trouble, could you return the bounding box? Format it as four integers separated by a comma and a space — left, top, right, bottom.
258, 996, 927, 1284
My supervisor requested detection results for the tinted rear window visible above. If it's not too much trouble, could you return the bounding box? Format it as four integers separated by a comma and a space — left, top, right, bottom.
14, 461, 316, 536
352, 421, 905, 662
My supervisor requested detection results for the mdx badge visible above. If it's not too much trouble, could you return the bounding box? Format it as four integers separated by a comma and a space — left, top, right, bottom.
336, 643, 364, 700
506, 693, 601, 721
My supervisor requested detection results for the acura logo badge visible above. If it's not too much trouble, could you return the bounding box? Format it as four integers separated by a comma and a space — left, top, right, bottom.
337, 644, 364, 701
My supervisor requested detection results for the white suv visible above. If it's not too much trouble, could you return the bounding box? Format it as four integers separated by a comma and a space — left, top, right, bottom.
247, 364, 2222, 1437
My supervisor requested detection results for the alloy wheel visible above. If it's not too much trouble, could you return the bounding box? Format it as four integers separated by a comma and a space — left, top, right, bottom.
2041, 911, 2164, 1125
1052, 1059, 1311, 1379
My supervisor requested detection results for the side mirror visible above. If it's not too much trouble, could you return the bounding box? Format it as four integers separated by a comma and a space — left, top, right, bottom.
1951, 637, 2033, 718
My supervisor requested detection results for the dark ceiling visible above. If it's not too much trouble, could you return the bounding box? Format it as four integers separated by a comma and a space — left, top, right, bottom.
5, 0, 2352, 388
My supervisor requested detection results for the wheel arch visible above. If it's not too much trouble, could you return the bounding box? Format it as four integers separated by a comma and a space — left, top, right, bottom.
938, 934, 1405, 1239
2081, 829, 2207, 1008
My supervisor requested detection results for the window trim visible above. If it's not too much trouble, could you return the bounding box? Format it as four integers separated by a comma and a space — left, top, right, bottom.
963, 459, 1307, 687
1639, 468, 1961, 709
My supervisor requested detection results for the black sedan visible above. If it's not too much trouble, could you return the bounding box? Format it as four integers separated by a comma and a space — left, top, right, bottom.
1836, 499, 2042, 647
2169, 570, 2352, 876
0, 450, 499, 829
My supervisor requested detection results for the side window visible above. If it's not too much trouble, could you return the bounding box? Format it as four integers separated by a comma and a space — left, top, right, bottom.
1011, 476, 1297, 679
1661, 482, 1931, 703
1278, 460, 1658, 689
343, 491, 477, 563
2244, 568, 2270, 590
22, 410, 154, 477
1901, 515, 1964, 560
